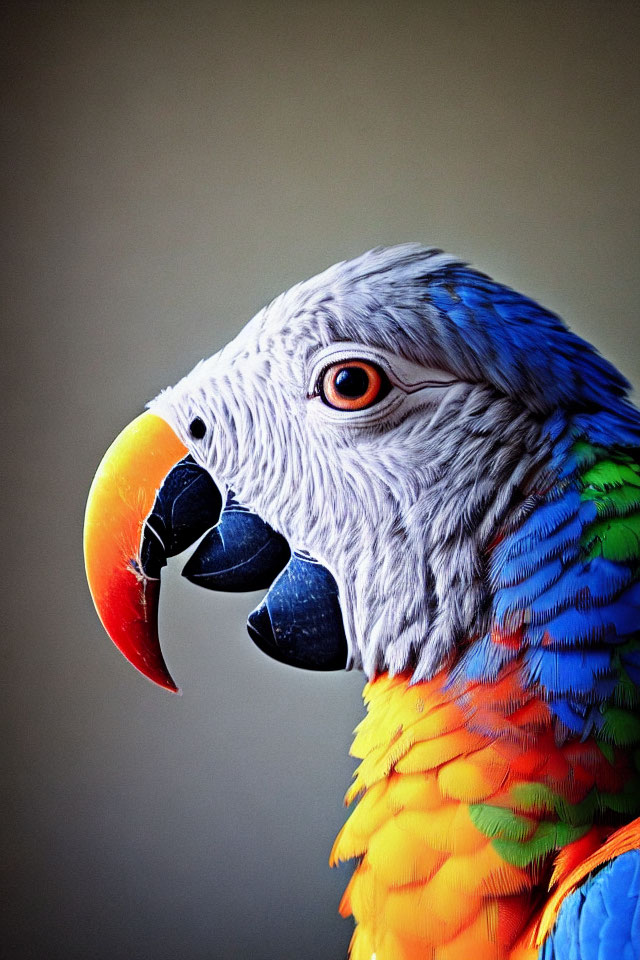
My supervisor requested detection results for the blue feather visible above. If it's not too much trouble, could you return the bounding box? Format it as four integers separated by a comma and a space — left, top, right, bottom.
525, 581, 640, 646
621, 648, 640, 669
623, 664, 640, 686
493, 559, 564, 616
580, 558, 638, 602
573, 408, 640, 450
453, 633, 516, 682
493, 496, 582, 565
493, 530, 582, 589
547, 698, 589, 734
453, 283, 490, 311
577, 882, 604, 960
527, 576, 587, 625
425, 265, 636, 419
427, 284, 461, 317
524, 648, 612, 696
540, 851, 640, 959
526, 559, 636, 626
514, 493, 581, 547
553, 880, 583, 960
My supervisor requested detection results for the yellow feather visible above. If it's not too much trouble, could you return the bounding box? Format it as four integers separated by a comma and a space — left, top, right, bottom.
411, 701, 467, 741
385, 771, 441, 813
508, 944, 539, 960
435, 905, 502, 960
331, 780, 389, 864
339, 671, 549, 958
346, 749, 392, 799
428, 844, 529, 898
377, 928, 436, 960
350, 696, 408, 758
352, 673, 457, 771
366, 816, 446, 886
337, 870, 356, 918
384, 883, 482, 942
348, 923, 376, 960
377, 805, 486, 855
395, 729, 486, 773
438, 748, 510, 803
349, 861, 382, 925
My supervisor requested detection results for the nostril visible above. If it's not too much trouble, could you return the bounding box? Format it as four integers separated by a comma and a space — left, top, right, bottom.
189, 417, 206, 439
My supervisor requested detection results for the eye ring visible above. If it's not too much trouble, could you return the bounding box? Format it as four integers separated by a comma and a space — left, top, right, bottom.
189, 416, 207, 439
319, 360, 389, 411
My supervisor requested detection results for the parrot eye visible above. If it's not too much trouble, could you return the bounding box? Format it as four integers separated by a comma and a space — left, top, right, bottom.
189, 417, 207, 439
319, 360, 391, 411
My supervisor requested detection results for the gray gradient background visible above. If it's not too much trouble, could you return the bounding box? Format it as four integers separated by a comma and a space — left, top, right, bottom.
3, 2, 639, 959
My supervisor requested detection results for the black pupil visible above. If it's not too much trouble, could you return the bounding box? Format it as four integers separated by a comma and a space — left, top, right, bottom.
189, 417, 206, 439
335, 366, 369, 398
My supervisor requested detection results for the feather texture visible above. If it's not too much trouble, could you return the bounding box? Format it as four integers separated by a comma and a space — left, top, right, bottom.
143, 245, 640, 956
332, 668, 640, 959
531, 821, 640, 959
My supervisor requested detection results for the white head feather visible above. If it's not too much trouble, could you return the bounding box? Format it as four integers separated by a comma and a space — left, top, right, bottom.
150, 245, 556, 679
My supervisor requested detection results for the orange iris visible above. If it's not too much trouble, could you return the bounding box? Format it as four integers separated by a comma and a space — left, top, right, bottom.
322, 360, 384, 411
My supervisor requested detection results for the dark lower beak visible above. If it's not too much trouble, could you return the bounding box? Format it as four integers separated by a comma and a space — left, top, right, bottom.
84, 412, 349, 690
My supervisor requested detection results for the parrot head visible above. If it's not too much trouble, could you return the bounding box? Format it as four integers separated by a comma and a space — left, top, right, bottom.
84, 244, 636, 691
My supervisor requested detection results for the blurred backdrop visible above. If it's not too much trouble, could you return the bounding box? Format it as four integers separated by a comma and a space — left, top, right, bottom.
3, 2, 639, 958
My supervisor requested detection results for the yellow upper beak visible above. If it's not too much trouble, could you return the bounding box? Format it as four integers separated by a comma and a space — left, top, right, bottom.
83, 412, 188, 691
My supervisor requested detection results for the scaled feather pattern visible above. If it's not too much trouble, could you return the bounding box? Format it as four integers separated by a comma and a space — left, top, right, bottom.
99, 246, 640, 958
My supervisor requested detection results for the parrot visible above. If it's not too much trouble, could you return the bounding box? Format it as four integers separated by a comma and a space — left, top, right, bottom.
83, 245, 640, 959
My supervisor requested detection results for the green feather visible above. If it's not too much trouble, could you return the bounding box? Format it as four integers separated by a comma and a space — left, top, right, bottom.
493, 821, 590, 868
582, 513, 640, 562
582, 484, 640, 516
578, 449, 640, 562
509, 783, 596, 825
599, 775, 640, 815
581, 461, 640, 491
571, 441, 607, 469
509, 783, 556, 816
597, 741, 615, 764
554, 791, 599, 827
597, 704, 640, 746
468, 804, 535, 841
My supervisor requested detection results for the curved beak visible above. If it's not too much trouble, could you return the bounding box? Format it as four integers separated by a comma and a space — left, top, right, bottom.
84, 410, 349, 690
83, 413, 189, 692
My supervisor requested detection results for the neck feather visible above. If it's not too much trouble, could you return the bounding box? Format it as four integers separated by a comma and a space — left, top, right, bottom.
332, 665, 632, 959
